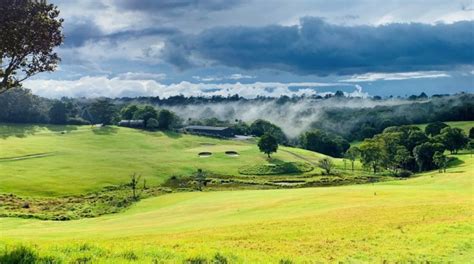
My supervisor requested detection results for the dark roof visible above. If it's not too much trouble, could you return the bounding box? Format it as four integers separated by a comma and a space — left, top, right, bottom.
184, 125, 230, 131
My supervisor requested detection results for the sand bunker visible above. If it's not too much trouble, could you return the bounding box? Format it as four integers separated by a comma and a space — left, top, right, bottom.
225, 151, 240, 157
198, 152, 212, 158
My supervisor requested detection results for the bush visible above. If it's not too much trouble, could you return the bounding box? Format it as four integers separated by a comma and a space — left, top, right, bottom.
146, 118, 159, 130
396, 170, 413, 178
239, 162, 313, 175
0, 245, 61, 264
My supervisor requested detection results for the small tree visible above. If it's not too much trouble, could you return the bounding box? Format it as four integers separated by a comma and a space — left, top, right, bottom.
146, 118, 159, 130
467, 140, 474, 157
433, 151, 448, 173
345, 147, 360, 171
129, 173, 142, 200
425, 122, 448, 137
195, 169, 206, 191
89, 99, 117, 125
318, 157, 334, 175
258, 133, 278, 159
49, 101, 67, 124
439, 127, 469, 154
157, 109, 174, 130
469, 127, 474, 139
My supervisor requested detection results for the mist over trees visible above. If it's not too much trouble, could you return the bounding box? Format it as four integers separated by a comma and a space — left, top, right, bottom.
0, 88, 472, 148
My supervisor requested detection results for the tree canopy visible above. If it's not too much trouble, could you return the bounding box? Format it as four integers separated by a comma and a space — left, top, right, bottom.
258, 133, 279, 158
0, 0, 63, 94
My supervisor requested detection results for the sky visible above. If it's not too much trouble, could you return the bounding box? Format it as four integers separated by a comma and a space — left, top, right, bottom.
24, 0, 474, 98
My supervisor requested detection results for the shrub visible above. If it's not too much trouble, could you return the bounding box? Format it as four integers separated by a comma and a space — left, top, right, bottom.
213, 253, 228, 264
121, 251, 138, 261
146, 118, 159, 130
239, 162, 313, 175
0, 245, 61, 264
396, 169, 413, 178
185, 257, 207, 264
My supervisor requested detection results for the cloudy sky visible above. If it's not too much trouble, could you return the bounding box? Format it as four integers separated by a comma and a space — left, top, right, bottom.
25, 0, 474, 98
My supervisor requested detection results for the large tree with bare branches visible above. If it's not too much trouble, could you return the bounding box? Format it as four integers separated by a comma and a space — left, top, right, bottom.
0, 0, 63, 94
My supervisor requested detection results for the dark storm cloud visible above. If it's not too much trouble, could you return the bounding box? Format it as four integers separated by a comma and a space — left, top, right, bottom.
63, 19, 179, 47
115, 0, 243, 14
163, 17, 474, 75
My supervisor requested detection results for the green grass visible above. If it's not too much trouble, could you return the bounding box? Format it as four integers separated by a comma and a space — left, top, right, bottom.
0, 153, 472, 262
0, 124, 335, 197
238, 161, 313, 175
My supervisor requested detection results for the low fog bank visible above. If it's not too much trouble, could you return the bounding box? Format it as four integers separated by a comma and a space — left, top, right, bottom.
164, 97, 416, 138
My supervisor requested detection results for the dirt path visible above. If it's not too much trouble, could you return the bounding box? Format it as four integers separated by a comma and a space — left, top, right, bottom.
280, 149, 318, 166
0, 152, 55, 162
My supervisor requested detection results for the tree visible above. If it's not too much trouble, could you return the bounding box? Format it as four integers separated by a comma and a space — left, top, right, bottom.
132, 105, 158, 125
0, 0, 64, 94
344, 147, 360, 171
48, 101, 67, 124
300, 129, 349, 158
258, 133, 278, 158
394, 146, 413, 171
120, 104, 139, 120
89, 99, 117, 125
129, 173, 142, 200
439, 127, 469, 154
157, 109, 174, 130
425, 122, 449, 137
359, 139, 386, 174
433, 151, 448, 173
413, 142, 441, 172
250, 119, 287, 144
467, 140, 474, 157
469, 127, 474, 139
195, 169, 207, 191
146, 118, 159, 130
318, 158, 334, 175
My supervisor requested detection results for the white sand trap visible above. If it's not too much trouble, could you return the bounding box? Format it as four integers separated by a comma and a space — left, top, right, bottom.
225, 151, 240, 157
198, 152, 213, 158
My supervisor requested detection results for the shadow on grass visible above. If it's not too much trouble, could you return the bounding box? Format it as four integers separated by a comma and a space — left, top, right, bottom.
448, 156, 464, 167
163, 130, 182, 138
0, 123, 78, 139
0, 124, 39, 139
92, 126, 119, 135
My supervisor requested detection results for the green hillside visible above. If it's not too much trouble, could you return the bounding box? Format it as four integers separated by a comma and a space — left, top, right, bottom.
0, 153, 472, 262
0, 124, 342, 197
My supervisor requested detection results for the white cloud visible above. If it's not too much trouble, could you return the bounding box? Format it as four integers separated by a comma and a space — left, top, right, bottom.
341, 71, 451, 82
192, 73, 255, 82
116, 72, 166, 80
24, 76, 357, 99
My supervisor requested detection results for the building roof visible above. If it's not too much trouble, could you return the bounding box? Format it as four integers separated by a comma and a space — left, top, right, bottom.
184, 125, 230, 131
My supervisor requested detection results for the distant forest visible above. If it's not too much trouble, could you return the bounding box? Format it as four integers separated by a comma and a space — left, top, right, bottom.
1, 88, 472, 147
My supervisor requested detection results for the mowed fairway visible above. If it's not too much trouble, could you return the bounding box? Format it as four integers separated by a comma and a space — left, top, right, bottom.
0, 124, 329, 197
1, 154, 473, 262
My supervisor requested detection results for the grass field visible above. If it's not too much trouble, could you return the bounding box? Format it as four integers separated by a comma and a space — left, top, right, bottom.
0, 124, 339, 197
0, 152, 472, 262
0, 122, 472, 263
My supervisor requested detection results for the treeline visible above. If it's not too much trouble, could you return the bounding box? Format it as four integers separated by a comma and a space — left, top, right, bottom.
311, 93, 473, 141
352, 122, 473, 176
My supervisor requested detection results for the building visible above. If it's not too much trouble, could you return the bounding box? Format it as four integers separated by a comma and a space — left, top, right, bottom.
118, 120, 145, 128
183, 126, 235, 138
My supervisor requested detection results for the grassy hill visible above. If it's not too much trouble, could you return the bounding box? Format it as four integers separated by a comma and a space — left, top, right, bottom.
0, 123, 349, 197
0, 153, 472, 262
